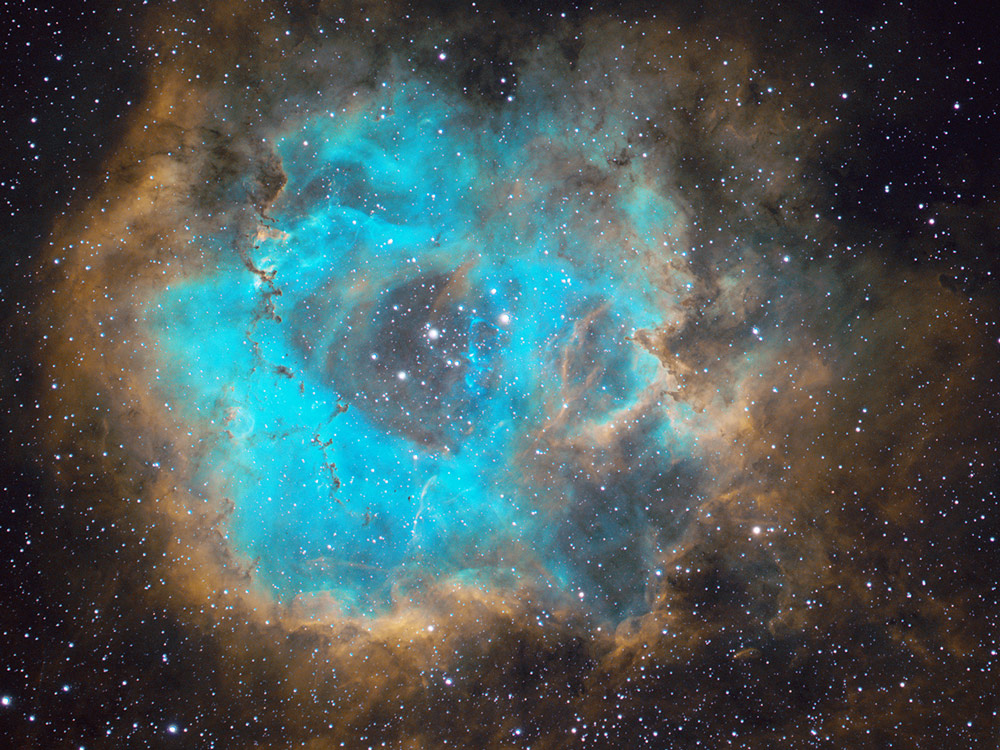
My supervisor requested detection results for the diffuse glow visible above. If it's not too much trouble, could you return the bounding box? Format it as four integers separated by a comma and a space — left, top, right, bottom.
15, 3, 997, 747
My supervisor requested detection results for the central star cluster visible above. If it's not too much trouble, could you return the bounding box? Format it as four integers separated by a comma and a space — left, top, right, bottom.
148, 79, 702, 617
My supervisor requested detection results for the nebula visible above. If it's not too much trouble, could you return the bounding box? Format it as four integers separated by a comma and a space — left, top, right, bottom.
4, 1, 999, 747
147, 74, 704, 619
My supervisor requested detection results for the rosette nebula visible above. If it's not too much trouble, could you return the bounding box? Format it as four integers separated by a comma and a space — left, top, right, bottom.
3, 1, 999, 748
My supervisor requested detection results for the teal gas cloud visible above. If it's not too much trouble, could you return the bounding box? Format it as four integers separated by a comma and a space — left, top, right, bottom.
148, 77, 701, 618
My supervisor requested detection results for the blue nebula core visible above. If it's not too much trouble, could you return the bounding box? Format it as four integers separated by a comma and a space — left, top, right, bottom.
149, 80, 700, 618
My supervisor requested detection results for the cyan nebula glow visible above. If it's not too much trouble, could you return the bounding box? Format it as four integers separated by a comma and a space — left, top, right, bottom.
148, 78, 701, 617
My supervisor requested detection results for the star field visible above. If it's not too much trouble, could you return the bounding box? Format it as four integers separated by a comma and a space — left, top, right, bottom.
2, 1, 999, 748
